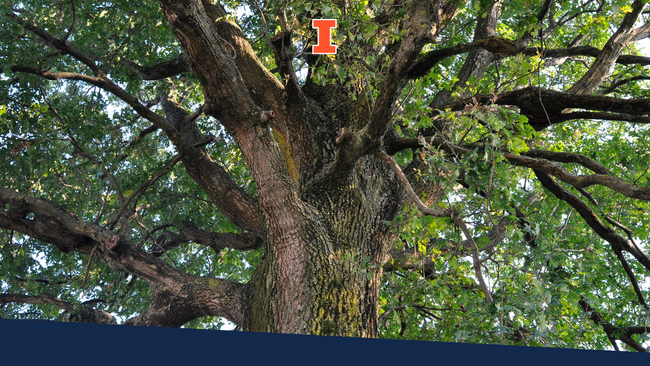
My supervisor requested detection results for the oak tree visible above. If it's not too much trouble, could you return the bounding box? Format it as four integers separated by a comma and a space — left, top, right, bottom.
2, 0, 650, 352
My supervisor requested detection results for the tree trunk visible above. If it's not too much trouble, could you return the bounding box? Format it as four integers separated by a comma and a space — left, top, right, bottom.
156, 0, 408, 336
245, 141, 403, 336
241, 85, 405, 336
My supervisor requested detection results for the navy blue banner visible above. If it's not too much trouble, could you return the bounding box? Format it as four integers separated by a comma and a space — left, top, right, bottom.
0, 319, 646, 365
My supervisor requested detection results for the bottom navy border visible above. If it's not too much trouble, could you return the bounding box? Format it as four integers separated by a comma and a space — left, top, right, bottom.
0, 319, 646, 364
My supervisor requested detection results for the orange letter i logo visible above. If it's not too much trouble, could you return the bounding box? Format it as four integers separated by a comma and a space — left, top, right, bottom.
311, 19, 337, 54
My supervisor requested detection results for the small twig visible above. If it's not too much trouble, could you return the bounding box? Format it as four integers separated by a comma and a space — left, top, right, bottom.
80, 243, 98, 289
62, 0, 76, 42
364, 76, 375, 109
451, 214, 494, 304
537, 32, 552, 128
108, 153, 184, 229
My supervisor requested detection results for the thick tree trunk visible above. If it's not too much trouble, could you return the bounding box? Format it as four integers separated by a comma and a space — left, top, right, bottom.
156, 0, 407, 336
242, 87, 404, 336
245, 156, 402, 336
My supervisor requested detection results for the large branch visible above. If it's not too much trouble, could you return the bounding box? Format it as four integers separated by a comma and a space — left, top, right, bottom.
158, 0, 276, 133
8, 13, 264, 235
0, 187, 249, 327
123, 275, 248, 327
152, 221, 263, 256
504, 153, 650, 201
522, 149, 611, 175
158, 0, 302, 229
0, 293, 77, 312
430, 87, 650, 130
199, 2, 292, 126
180, 221, 263, 252
160, 94, 263, 235
408, 35, 533, 79
120, 54, 193, 80
0, 186, 186, 279
579, 296, 648, 352
567, 0, 647, 94
197, 2, 305, 184
363, 1, 433, 142
408, 39, 497, 79
0, 293, 116, 324
9, 64, 263, 236
522, 46, 650, 66
409, 42, 650, 83
8, 13, 103, 76
13, 8, 265, 235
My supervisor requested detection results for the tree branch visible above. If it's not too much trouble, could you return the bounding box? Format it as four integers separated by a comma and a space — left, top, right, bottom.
504, 153, 650, 201
8, 66, 201, 158
567, 0, 647, 94
0, 186, 250, 327
0, 293, 116, 324
522, 149, 611, 175
451, 214, 494, 304
408, 36, 530, 79
390, 136, 645, 203
4, 19, 207, 164
578, 296, 648, 352
536, 0, 555, 23
427, 87, 650, 130
160, 93, 263, 236
326, 0, 434, 180
180, 221, 263, 253
8, 13, 103, 76
151, 221, 263, 257
119, 54, 193, 80
107, 153, 184, 229
0, 186, 180, 278
522, 46, 650, 66
0, 293, 75, 312
599, 75, 650, 95
533, 170, 650, 271
10, 60, 264, 236
159, 2, 307, 252
375, 152, 453, 218
375, 151, 493, 303
61, 0, 76, 42
7, 10, 266, 236
386, 136, 650, 273
123, 275, 248, 327
382, 217, 509, 276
